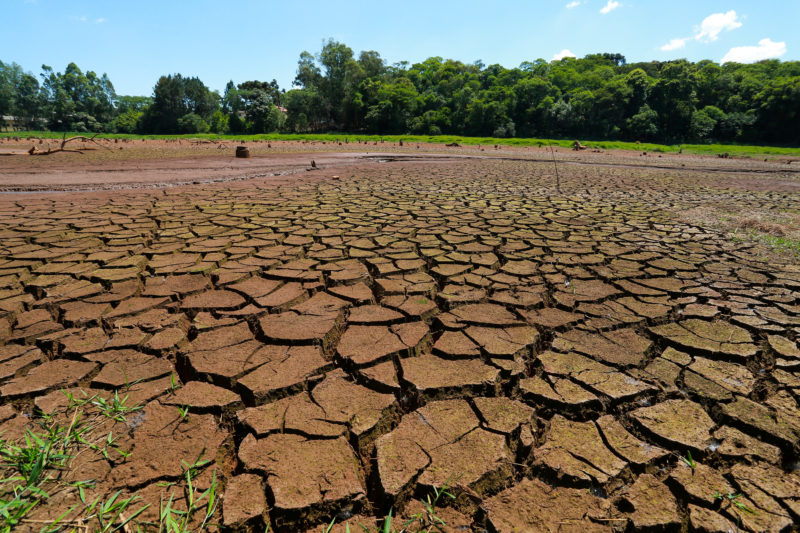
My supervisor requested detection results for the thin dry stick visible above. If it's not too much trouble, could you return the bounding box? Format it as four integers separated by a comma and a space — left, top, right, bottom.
22, 517, 91, 533
60, 407, 81, 455
119, 511, 135, 533
547, 141, 562, 194
29, 133, 112, 155
558, 518, 628, 524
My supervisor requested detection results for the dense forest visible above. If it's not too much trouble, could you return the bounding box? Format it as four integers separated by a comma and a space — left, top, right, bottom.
1, 39, 799, 145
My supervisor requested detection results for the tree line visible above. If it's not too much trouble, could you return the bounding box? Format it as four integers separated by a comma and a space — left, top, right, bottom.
2, 39, 799, 145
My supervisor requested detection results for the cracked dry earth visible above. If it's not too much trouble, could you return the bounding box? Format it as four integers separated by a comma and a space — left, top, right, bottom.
1, 153, 800, 532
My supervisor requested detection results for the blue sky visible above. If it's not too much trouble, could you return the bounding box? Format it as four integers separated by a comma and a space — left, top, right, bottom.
3, 0, 797, 96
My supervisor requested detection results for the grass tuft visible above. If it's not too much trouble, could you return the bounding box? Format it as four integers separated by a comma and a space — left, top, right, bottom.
318, 475, 458, 533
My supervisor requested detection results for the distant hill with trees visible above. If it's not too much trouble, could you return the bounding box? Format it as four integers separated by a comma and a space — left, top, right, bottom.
2, 39, 798, 145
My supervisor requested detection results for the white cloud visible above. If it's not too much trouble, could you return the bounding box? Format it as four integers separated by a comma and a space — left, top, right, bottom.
695, 10, 742, 42
660, 38, 688, 51
552, 49, 576, 61
95, 17, 106, 23
660, 10, 743, 54
566, 1, 581, 8
722, 38, 786, 63
600, 0, 620, 14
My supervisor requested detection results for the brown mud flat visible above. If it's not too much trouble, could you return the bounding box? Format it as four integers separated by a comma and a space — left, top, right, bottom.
0, 144, 799, 532
1, 136, 798, 192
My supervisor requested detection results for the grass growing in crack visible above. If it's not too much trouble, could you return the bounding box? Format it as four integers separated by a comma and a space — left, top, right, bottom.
402, 478, 456, 532
154, 467, 218, 532
681, 450, 697, 470
91, 431, 130, 461
176, 406, 190, 422
149, 454, 218, 532
65, 389, 143, 423
82, 490, 148, 533
179, 455, 211, 482
714, 491, 756, 516
713, 491, 757, 531
168, 373, 180, 394
318, 477, 457, 533
92, 392, 143, 423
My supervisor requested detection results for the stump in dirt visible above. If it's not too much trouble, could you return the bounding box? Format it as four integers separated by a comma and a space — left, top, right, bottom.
236, 146, 250, 158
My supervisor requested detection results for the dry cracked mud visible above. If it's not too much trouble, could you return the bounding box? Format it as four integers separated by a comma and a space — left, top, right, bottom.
0, 144, 799, 532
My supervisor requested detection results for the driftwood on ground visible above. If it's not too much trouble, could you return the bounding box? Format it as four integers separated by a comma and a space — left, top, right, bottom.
25, 133, 113, 155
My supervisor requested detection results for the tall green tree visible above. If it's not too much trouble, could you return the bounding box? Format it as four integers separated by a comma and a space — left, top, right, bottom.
140, 74, 218, 133
0, 61, 47, 128
38, 62, 116, 131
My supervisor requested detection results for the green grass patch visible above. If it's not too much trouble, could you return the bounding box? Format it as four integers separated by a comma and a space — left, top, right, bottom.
756, 234, 800, 256
4, 131, 800, 158
730, 228, 800, 259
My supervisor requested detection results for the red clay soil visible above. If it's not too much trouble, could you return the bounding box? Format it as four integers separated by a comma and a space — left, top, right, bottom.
0, 143, 799, 531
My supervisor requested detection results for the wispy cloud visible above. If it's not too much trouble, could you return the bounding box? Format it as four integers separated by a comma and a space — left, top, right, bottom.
552, 49, 576, 61
695, 10, 742, 42
660, 10, 743, 52
566, 1, 581, 8
722, 38, 786, 63
660, 38, 688, 51
72, 15, 106, 24
600, 1, 620, 15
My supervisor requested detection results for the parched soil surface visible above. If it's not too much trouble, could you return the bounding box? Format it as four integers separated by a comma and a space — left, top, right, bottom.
1, 143, 799, 532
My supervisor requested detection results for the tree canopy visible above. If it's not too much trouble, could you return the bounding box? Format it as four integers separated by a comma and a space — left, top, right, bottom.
2, 45, 799, 145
